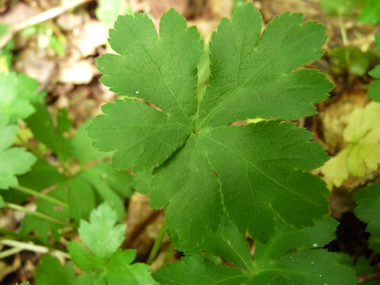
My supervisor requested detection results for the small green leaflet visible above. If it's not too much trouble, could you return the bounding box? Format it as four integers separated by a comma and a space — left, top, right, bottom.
88, 4, 332, 245
0, 112, 36, 190
0, 72, 45, 124
154, 217, 357, 284
67, 202, 158, 284
368, 34, 380, 103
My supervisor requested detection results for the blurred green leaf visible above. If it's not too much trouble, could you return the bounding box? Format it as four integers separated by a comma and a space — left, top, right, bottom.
358, 0, 380, 24
0, 113, 36, 190
329, 46, 375, 76
71, 119, 112, 165
25, 103, 72, 162
0, 72, 45, 123
35, 254, 75, 285
95, 0, 123, 28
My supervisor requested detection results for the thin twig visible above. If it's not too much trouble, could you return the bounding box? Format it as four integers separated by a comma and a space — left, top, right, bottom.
0, 239, 70, 259
0, 0, 91, 48
357, 272, 380, 283
147, 220, 166, 265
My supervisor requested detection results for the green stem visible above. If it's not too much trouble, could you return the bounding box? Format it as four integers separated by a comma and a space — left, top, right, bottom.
147, 220, 166, 265
12, 185, 67, 207
16, 133, 45, 160
0, 228, 38, 243
163, 242, 176, 265
338, 13, 348, 47
5, 203, 76, 228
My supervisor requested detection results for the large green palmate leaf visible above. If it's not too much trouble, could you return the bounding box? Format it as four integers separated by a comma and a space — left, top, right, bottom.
87, 4, 332, 245
153, 217, 357, 284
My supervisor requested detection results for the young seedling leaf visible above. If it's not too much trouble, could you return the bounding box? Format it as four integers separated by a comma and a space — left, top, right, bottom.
87, 4, 332, 244
35, 254, 75, 285
0, 112, 36, 190
70, 202, 125, 263
368, 34, 380, 102
0, 72, 45, 123
68, 202, 157, 284
318, 101, 380, 189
